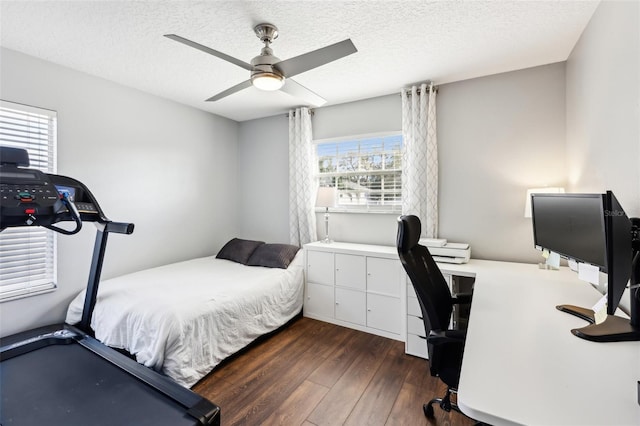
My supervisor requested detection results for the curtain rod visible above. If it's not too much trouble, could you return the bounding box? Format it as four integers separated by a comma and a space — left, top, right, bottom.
401, 84, 439, 95
285, 109, 314, 118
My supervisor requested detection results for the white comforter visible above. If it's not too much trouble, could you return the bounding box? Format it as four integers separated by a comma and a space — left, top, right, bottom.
66, 253, 304, 387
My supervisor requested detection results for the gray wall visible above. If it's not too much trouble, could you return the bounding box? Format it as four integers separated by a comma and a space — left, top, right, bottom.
565, 0, 639, 312
237, 115, 290, 243
0, 48, 240, 337
237, 63, 567, 263
566, 0, 640, 217
438, 63, 566, 262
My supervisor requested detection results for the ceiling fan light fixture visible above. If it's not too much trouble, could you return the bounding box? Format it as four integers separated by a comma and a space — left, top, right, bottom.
251, 72, 285, 91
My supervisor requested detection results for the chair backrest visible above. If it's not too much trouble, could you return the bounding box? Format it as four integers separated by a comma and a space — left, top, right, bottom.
396, 215, 454, 335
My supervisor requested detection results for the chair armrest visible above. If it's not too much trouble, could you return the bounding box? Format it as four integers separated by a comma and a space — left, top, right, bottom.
427, 329, 466, 346
451, 292, 472, 305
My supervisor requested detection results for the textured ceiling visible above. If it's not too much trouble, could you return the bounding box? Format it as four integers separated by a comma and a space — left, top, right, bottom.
0, 1, 599, 122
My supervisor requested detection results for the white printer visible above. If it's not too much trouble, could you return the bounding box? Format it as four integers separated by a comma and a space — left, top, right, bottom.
419, 238, 470, 264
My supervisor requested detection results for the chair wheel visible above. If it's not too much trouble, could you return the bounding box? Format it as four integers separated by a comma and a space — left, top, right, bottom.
423, 403, 435, 418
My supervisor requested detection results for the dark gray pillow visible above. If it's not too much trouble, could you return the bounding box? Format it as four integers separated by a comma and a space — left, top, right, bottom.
247, 243, 300, 269
216, 238, 264, 265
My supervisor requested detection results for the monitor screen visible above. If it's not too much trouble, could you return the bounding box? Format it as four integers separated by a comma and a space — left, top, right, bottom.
531, 193, 607, 271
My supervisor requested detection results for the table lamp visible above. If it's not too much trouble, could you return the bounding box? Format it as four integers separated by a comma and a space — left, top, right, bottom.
316, 187, 337, 243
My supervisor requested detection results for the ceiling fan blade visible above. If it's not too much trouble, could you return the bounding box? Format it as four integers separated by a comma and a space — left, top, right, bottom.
206, 80, 253, 102
274, 39, 357, 78
164, 34, 253, 71
280, 79, 327, 106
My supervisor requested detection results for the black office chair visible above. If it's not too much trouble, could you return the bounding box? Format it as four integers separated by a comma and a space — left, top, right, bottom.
397, 215, 473, 420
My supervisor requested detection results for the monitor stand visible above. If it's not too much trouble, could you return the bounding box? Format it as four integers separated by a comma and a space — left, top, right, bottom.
556, 304, 595, 323
571, 314, 640, 342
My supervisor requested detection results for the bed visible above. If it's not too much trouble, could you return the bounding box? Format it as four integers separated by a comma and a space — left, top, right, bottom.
65, 238, 304, 388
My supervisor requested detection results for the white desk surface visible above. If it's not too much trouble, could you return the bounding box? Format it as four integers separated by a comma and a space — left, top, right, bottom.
453, 259, 640, 426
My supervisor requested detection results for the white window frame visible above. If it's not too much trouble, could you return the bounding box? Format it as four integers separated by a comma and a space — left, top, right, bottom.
0, 100, 58, 302
314, 131, 403, 213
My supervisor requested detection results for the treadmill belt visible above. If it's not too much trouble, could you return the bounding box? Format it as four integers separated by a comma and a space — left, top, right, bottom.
1, 343, 196, 425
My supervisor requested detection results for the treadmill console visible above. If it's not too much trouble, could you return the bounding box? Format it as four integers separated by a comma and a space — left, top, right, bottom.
51, 182, 99, 214
1, 149, 105, 232
0, 166, 63, 229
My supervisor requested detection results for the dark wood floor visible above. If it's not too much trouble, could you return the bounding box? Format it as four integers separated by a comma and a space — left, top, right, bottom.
193, 317, 475, 426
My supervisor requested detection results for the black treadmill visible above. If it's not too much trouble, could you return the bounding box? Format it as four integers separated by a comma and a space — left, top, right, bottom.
0, 147, 220, 425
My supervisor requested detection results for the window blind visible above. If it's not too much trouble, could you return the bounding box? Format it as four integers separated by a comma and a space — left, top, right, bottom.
315, 133, 403, 212
0, 100, 57, 302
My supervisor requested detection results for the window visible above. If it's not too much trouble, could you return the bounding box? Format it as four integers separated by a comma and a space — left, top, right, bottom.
315, 132, 402, 212
0, 100, 57, 302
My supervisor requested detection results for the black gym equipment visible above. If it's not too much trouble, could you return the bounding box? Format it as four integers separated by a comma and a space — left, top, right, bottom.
0, 146, 220, 425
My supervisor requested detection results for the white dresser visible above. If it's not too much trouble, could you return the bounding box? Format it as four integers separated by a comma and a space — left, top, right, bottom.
303, 241, 404, 341
303, 241, 481, 357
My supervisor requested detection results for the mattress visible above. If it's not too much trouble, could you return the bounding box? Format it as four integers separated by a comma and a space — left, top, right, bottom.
66, 252, 304, 387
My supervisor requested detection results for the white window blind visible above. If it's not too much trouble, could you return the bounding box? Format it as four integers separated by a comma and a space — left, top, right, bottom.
0, 100, 57, 302
315, 133, 403, 212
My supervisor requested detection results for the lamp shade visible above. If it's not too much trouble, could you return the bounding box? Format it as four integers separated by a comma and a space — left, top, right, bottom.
524, 187, 565, 218
316, 187, 337, 208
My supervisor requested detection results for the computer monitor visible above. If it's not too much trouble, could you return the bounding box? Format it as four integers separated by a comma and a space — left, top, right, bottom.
531, 193, 607, 273
531, 191, 639, 342
604, 191, 633, 317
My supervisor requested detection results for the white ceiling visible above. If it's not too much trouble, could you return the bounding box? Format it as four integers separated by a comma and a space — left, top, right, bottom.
0, 1, 599, 122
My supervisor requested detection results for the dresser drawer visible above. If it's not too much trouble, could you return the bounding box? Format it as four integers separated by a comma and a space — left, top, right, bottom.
307, 250, 334, 285
406, 332, 428, 359
407, 282, 417, 299
407, 295, 421, 317
366, 257, 400, 296
335, 253, 366, 290
407, 314, 426, 337
335, 287, 366, 326
367, 293, 400, 334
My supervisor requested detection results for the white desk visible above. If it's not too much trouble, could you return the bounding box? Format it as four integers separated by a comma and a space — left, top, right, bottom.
452, 260, 640, 425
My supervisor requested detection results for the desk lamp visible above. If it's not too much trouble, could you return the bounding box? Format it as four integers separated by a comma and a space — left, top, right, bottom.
316, 187, 337, 243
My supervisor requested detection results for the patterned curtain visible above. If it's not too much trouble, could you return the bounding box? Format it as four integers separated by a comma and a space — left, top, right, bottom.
288, 107, 317, 246
401, 83, 438, 238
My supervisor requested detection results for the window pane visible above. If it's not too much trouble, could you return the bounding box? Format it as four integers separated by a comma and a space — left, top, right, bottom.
0, 101, 57, 302
315, 133, 402, 212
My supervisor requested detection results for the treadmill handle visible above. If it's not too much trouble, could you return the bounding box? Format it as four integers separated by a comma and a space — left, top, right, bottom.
97, 221, 135, 235
44, 193, 83, 235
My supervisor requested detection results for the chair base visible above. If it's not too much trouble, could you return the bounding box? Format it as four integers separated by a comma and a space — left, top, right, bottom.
424, 386, 485, 424
423, 386, 465, 418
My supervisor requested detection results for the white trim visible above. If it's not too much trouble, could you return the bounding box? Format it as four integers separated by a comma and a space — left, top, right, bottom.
312, 130, 402, 145
0, 99, 57, 117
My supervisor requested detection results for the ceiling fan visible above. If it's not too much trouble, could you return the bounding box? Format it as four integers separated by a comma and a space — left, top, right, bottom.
164, 23, 357, 106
